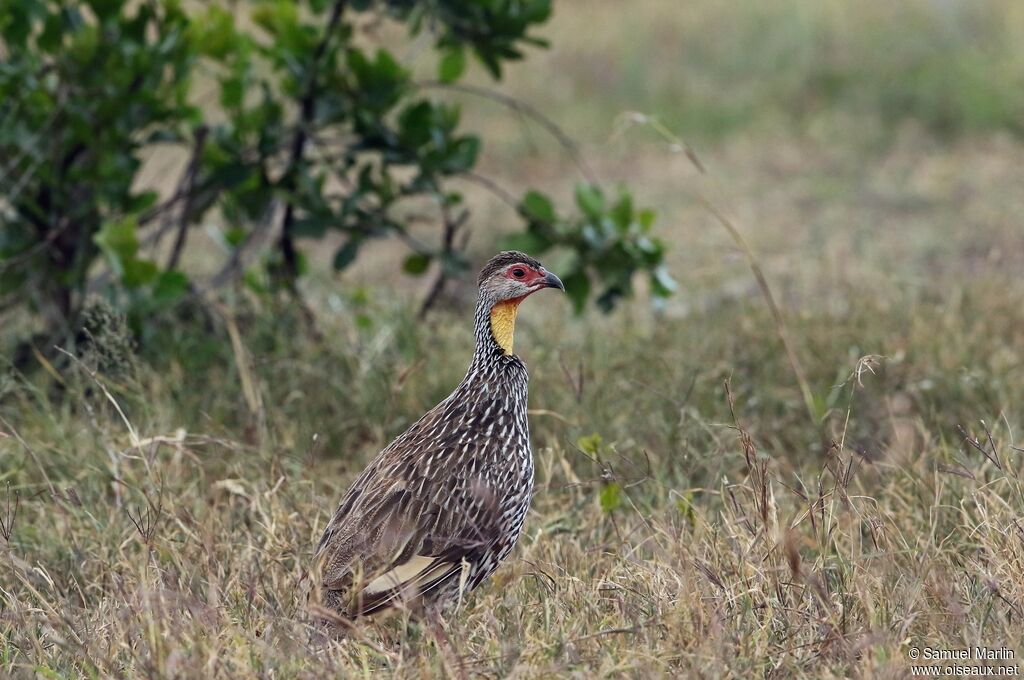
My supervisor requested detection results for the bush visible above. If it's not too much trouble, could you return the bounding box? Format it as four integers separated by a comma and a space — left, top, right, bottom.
0, 0, 674, 351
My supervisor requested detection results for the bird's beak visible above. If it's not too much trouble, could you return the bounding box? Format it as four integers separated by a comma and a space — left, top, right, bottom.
542, 270, 565, 291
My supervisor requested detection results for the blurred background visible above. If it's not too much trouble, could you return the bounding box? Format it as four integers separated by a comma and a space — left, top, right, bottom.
4, 0, 1021, 450
3, 0, 1024, 675
474, 0, 1024, 306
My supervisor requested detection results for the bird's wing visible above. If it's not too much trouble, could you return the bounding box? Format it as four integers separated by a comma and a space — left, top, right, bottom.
314, 400, 499, 616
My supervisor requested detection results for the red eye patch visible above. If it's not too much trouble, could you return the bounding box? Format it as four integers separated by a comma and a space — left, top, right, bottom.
506, 264, 541, 283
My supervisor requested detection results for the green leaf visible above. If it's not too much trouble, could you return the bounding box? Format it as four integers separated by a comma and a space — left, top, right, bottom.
599, 481, 622, 513
152, 270, 190, 305
576, 433, 603, 456
243, 267, 269, 295
575, 183, 605, 219
188, 6, 236, 60
224, 227, 247, 248
355, 313, 373, 330
610, 191, 633, 232
475, 48, 503, 79
94, 218, 139, 266
94, 217, 161, 288
676, 492, 697, 527
524, 0, 554, 23
129, 190, 159, 213
349, 48, 409, 109
438, 45, 466, 83
220, 72, 245, 109
292, 216, 333, 238
252, 0, 299, 40
121, 258, 159, 288
371, 49, 406, 81
403, 252, 432, 275
638, 208, 656, 232
520, 190, 556, 223
650, 266, 677, 297
596, 286, 625, 312
333, 239, 360, 271
85, 0, 123, 21
561, 268, 591, 314
397, 101, 435, 148
440, 136, 479, 174
38, 11, 64, 53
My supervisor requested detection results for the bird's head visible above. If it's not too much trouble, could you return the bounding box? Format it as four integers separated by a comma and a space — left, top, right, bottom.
476, 250, 564, 355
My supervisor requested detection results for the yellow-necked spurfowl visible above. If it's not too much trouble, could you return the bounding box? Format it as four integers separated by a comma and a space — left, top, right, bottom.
314, 251, 564, 618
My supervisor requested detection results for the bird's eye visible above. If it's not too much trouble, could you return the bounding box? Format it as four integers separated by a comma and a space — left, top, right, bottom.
511, 267, 526, 279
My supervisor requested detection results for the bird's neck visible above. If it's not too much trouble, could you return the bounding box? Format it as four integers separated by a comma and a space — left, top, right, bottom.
470, 295, 524, 366
463, 295, 530, 399
489, 297, 526, 355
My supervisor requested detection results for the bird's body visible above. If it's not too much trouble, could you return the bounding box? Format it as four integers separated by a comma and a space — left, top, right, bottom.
314, 252, 563, 618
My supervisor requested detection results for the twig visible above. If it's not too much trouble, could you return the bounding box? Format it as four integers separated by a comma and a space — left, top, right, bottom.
205, 197, 280, 290
138, 176, 221, 232
54, 346, 140, 448
612, 112, 706, 174
956, 423, 1002, 471
0, 221, 77, 274
135, 120, 322, 235
616, 115, 820, 438
418, 204, 470, 318
0, 414, 57, 496
559, 355, 585, 403
460, 171, 521, 210
725, 378, 771, 533
0, 105, 63, 190
1, 483, 19, 542
3, 148, 48, 207
204, 299, 267, 442
572, 617, 660, 643
125, 482, 163, 546
704, 199, 819, 435
277, 0, 349, 283
165, 126, 209, 271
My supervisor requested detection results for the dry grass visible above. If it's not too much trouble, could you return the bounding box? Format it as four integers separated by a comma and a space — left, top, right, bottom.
5, 0, 1024, 677
3, 280, 1024, 676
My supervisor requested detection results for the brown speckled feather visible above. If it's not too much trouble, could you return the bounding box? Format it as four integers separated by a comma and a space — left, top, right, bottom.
314, 252, 557, 618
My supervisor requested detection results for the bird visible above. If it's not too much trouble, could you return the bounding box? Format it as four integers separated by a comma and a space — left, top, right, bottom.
313, 251, 564, 619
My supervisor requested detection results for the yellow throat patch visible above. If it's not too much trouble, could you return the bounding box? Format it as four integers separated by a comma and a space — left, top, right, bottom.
490, 299, 522, 355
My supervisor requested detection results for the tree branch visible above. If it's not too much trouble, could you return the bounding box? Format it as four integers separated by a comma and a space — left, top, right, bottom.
277, 0, 348, 284
418, 203, 470, 319
460, 171, 521, 211
165, 126, 208, 271
206, 196, 280, 291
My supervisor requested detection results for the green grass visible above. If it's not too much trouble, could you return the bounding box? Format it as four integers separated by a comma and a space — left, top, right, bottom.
5, 0, 1024, 676
484, 0, 1024, 144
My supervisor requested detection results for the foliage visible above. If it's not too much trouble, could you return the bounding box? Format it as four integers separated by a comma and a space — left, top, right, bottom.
506, 184, 673, 313
0, 0, 195, 328
0, 0, 673, 349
